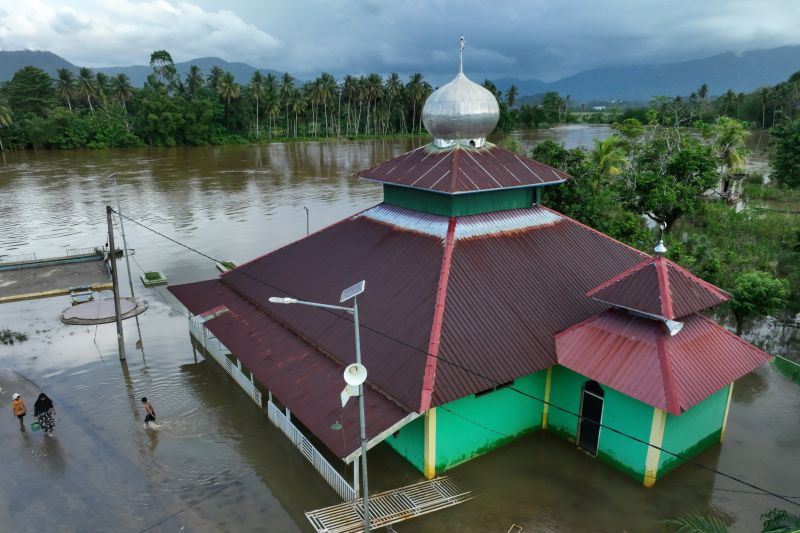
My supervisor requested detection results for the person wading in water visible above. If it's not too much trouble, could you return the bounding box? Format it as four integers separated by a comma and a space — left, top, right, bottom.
141, 397, 156, 427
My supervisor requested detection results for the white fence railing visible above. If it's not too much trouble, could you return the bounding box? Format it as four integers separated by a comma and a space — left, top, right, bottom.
67, 246, 101, 257
187, 316, 355, 502
0, 253, 37, 264
267, 401, 356, 502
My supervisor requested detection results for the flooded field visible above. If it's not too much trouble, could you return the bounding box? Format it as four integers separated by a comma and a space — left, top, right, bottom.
1, 130, 798, 532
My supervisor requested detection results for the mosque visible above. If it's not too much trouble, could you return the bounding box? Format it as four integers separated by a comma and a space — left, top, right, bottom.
169, 50, 770, 497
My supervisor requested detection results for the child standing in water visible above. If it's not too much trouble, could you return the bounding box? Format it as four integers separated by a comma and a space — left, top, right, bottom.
141, 397, 156, 427
11, 393, 26, 432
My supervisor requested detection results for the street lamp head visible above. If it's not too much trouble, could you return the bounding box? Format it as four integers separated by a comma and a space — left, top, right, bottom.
268, 296, 298, 304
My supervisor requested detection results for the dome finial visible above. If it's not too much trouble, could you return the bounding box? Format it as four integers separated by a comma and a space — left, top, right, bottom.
459, 34, 465, 74
654, 222, 667, 256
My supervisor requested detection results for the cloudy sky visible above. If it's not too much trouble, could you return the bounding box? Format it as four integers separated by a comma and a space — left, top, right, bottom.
1, 0, 799, 83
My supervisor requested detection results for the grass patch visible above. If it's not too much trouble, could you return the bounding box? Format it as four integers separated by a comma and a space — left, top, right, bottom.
0, 329, 28, 345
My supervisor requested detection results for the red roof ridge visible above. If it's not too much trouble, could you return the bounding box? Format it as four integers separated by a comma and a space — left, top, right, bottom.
665, 259, 731, 301
539, 205, 651, 260
655, 257, 675, 319
655, 326, 681, 415
555, 310, 608, 339
693, 312, 773, 360
419, 217, 457, 412
586, 259, 655, 297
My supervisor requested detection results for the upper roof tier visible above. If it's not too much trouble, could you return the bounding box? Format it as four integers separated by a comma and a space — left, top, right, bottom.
422, 71, 499, 148
586, 255, 730, 320
357, 143, 569, 194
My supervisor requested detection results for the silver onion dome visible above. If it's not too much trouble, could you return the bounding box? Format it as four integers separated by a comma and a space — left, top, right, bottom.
422, 71, 500, 149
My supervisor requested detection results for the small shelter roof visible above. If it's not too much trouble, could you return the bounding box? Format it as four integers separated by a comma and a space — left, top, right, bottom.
586, 256, 730, 320
555, 309, 771, 415
357, 144, 569, 194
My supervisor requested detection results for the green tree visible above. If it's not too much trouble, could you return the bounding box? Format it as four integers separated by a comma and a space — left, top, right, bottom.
760, 508, 800, 533
769, 118, 800, 187
109, 74, 133, 113
56, 68, 76, 112
218, 72, 240, 130
185, 65, 204, 99
384, 73, 402, 134
6, 66, 56, 117
590, 136, 627, 181
698, 82, 709, 117
279, 72, 295, 135
406, 73, 427, 134
730, 271, 789, 333
0, 101, 12, 153
95, 72, 110, 106
249, 71, 265, 139
506, 84, 519, 108
207, 65, 224, 92
150, 49, 177, 91
77, 67, 96, 114
542, 92, 563, 123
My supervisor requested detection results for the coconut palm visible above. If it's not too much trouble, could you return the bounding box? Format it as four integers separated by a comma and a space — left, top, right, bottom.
207, 65, 224, 92
590, 136, 628, 185
384, 73, 402, 134
290, 92, 307, 137
249, 71, 265, 139
342, 75, 358, 135
109, 73, 133, 113
77, 67, 96, 114
56, 68, 76, 112
722, 89, 736, 116
0, 101, 12, 154
185, 65, 204, 99
95, 73, 110, 107
698, 83, 709, 117
406, 73, 426, 134
217, 71, 240, 129
506, 84, 519, 108
280, 73, 295, 135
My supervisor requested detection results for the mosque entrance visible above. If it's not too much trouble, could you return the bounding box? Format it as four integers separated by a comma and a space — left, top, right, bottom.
577, 380, 604, 456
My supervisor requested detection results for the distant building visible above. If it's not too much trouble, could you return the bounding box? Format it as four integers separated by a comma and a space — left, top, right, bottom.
170, 61, 770, 498
592, 105, 607, 111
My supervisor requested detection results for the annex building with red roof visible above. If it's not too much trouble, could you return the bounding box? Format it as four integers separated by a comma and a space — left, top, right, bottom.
169, 62, 771, 498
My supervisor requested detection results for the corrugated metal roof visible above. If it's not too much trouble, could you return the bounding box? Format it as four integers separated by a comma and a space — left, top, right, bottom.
555, 309, 771, 415
357, 143, 569, 194
168, 280, 411, 460
587, 256, 730, 320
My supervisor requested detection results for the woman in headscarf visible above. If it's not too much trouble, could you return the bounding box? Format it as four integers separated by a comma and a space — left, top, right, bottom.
34, 393, 56, 437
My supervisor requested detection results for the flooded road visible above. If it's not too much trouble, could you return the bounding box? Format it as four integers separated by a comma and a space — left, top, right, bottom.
1, 130, 798, 532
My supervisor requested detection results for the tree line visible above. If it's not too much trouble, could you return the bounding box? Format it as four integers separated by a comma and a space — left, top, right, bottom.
0, 50, 531, 150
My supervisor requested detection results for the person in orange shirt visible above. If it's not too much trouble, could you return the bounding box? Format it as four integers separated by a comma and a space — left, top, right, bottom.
11, 393, 26, 432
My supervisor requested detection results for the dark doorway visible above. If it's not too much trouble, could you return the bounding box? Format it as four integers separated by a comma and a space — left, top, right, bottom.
577, 380, 604, 456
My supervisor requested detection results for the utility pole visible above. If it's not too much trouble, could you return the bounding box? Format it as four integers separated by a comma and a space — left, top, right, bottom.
106, 205, 126, 360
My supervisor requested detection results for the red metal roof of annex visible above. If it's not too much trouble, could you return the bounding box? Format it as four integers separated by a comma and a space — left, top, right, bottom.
555, 309, 772, 415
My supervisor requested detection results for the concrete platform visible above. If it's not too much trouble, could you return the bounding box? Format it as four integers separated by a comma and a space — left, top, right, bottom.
60, 297, 148, 325
0, 260, 111, 302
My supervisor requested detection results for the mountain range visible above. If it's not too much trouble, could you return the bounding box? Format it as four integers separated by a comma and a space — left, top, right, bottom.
0, 50, 284, 88
2, 45, 800, 102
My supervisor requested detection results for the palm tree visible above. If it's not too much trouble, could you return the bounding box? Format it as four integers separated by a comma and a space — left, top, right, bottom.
0, 100, 12, 154
290, 92, 307, 137
506, 84, 519, 108
406, 73, 425, 134
722, 89, 736, 116
95, 73, 110, 107
77, 68, 96, 114
365, 73, 384, 135
218, 71, 240, 130
185, 65, 204, 99
56, 68, 76, 112
109, 73, 133, 113
207, 66, 224, 92
318, 72, 337, 136
249, 71, 265, 140
698, 83, 709, 117
342, 75, 358, 135
280, 73, 295, 136
590, 136, 627, 185
384, 73, 402, 134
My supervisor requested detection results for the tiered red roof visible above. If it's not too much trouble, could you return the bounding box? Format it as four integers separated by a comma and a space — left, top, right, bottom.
555, 310, 771, 415
586, 255, 730, 319
357, 144, 568, 193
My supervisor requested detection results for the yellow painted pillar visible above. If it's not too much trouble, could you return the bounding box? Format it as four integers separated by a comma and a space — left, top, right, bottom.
643, 407, 667, 487
542, 367, 553, 429
720, 383, 734, 443
423, 408, 437, 479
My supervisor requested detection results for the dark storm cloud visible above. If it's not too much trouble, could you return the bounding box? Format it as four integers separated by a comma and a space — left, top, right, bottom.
3, 0, 800, 83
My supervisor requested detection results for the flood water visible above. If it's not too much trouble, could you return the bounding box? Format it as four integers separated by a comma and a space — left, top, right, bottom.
0, 128, 798, 532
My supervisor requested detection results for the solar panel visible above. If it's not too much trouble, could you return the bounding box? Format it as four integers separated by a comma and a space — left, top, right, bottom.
340, 280, 365, 303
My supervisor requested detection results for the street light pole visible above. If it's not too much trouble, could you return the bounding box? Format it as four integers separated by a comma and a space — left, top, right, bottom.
269, 282, 370, 532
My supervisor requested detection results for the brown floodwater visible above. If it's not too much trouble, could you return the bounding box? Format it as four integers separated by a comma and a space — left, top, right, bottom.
0, 129, 798, 532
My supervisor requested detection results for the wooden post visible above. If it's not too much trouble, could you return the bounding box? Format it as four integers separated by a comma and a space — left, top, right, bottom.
106, 206, 126, 360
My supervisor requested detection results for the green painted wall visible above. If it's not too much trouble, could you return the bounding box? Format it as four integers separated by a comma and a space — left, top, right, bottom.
657, 385, 729, 478
548, 366, 652, 480
384, 371, 546, 474
384, 415, 425, 472
595, 387, 653, 481
434, 372, 546, 471
383, 184, 535, 216
546, 365, 584, 440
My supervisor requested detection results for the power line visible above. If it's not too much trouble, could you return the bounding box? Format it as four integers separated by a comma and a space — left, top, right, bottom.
114, 209, 800, 509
